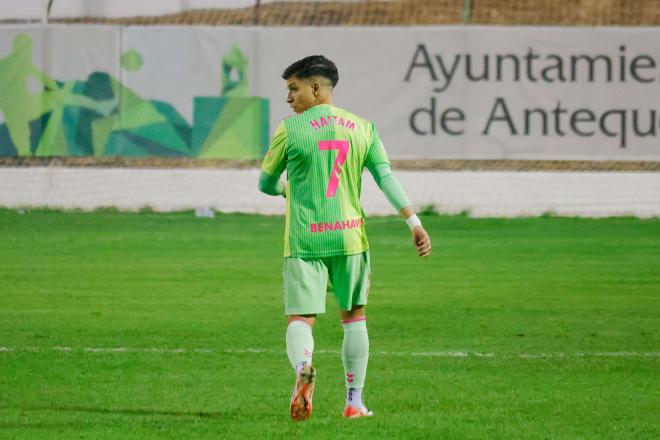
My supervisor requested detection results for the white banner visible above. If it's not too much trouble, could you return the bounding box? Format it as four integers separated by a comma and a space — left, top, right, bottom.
258, 26, 660, 161
1, 25, 659, 160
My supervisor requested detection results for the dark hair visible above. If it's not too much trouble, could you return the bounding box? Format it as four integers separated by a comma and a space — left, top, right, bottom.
282, 55, 339, 87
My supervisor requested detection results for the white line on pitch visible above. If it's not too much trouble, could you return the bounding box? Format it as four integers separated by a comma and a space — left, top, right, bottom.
1, 346, 659, 359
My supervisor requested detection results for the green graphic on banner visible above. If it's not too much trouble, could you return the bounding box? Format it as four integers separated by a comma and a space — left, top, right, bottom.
0, 35, 269, 159
120, 49, 143, 72
192, 43, 269, 159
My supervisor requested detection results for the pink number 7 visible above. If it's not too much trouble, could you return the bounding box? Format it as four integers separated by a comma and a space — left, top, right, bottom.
318, 140, 350, 198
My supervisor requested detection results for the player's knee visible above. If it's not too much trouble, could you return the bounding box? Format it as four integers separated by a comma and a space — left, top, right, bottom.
340, 305, 365, 321
288, 315, 316, 327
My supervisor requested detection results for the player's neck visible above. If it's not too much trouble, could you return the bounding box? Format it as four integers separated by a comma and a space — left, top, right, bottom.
310, 96, 333, 109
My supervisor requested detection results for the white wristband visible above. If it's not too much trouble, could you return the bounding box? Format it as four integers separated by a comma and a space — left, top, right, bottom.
405, 214, 422, 231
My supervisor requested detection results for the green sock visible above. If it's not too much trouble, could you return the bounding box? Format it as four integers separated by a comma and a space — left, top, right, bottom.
286, 320, 314, 371
342, 319, 369, 388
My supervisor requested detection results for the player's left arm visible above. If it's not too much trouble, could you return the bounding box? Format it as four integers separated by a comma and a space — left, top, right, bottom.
399, 205, 431, 258
258, 122, 287, 197
365, 124, 431, 257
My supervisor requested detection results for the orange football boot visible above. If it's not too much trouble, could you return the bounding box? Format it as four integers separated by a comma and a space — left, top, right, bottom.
343, 405, 374, 418
290, 363, 316, 421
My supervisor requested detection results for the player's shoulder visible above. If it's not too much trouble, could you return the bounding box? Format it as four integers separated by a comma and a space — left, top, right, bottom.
279, 112, 304, 131
330, 106, 374, 130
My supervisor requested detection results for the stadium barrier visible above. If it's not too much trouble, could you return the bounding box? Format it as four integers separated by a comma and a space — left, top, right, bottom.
1, 167, 659, 218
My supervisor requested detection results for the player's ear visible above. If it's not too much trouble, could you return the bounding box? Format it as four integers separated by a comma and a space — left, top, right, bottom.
312, 82, 320, 97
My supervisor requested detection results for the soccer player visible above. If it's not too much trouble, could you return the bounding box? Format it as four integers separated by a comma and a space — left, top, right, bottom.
258, 55, 431, 421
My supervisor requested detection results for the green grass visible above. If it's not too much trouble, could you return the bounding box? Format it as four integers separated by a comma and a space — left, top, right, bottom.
0, 209, 658, 439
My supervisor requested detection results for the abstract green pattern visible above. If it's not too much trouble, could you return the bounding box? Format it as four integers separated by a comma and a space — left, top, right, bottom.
0, 36, 269, 159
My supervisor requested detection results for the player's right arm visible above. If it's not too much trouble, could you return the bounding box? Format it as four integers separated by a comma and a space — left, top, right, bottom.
258, 122, 287, 197
365, 124, 431, 258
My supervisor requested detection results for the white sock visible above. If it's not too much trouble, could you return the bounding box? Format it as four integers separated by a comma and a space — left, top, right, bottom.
286, 320, 314, 371
346, 387, 363, 409
342, 319, 369, 388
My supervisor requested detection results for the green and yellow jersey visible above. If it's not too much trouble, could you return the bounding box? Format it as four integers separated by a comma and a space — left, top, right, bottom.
261, 104, 391, 258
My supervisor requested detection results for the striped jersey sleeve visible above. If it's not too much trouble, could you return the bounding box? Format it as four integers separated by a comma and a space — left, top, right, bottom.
262, 122, 287, 177
365, 123, 391, 173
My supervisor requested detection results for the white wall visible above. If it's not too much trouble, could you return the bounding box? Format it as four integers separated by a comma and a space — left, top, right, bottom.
1, 168, 658, 218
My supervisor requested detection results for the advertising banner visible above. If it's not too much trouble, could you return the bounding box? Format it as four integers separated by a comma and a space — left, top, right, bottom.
0, 25, 658, 160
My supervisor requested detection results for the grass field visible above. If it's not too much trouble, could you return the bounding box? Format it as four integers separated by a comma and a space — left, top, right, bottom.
0, 208, 658, 439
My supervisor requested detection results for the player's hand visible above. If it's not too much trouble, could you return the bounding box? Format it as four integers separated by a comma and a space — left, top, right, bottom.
412, 225, 431, 257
